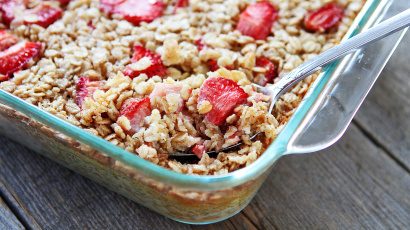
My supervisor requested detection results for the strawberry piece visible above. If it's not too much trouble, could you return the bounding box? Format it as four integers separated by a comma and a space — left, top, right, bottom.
175, 0, 188, 9
149, 83, 184, 112
24, 3, 63, 28
236, 1, 278, 40
207, 59, 219, 72
87, 20, 96, 30
0, 30, 19, 51
56, 0, 71, 5
99, 0, 125, 14
304, 3, 344, 32
0, 0, 26, 27
255, 57, 278, 86
195, 39, 205, 51
120, 97, 152, 134
0, 41, 42, 78
100, 0, 165, 26
149, 83, 182, 100
191, 144, 205, 159
123, 45, 167, 78
199, 77, 248, 125
75, 77, 103, 107
0, 74, 9, 82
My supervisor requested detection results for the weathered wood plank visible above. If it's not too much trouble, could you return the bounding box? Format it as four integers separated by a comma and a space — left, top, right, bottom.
354, 32, 410, 170
0, 195, 24, 230
1, 181, 44, 229
0, 136, 254, 229
241, 124, 410, 229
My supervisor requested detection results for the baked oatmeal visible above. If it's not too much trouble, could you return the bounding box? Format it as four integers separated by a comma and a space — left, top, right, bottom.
0, 0, 364, 175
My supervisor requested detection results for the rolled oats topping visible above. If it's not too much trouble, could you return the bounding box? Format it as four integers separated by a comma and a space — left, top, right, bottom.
0, 0, 365, 175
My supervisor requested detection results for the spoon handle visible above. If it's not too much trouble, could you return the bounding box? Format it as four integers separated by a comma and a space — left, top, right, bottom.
269, 8, 410, 105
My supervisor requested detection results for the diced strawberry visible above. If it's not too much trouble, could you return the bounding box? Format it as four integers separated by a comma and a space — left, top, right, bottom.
174, 0, 188, 9
207, 59, 219, 72
0, 0, 26, 27
55, 0, 71, 5
236, 1, 278, 40
100, 0, 165, 26
87, 20, 96, 30
149, 83, 184, 112
123, 45, 167, 78
199, 77, 248, 125
99, 0, 125, 14
191, 144, 205, 159
23, 3, 63, 28
149, 83, 182, 100
130, 45, 151, 61
0, 74, 9, 82
0, 30, 19, 51
120, 97, 152, 134
75, 77, 103, 107
195, 39, 205, 51
304, 3, 344, 32
0, 41, 42, 78
254, 57, 278, 86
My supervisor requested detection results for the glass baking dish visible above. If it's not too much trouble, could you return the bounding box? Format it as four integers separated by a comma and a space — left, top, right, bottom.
0, 0, 407, 224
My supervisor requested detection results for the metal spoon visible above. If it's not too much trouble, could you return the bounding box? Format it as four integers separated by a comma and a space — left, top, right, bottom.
170, 9, 410, 160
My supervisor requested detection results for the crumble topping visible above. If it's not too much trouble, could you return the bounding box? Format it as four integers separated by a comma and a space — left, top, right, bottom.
0, 0, 365, 175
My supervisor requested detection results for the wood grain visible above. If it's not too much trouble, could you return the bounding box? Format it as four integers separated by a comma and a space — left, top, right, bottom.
241, 124, 410, 229
354, 33, 410, 170
0, 136, 257, 230
0, 137, 189, 229
0, 195, 24, 230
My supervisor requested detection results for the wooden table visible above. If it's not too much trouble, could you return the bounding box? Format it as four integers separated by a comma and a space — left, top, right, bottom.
1, 34, 409, 230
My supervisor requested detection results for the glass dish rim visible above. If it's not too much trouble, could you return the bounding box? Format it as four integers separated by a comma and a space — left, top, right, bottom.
0, 0, 382, 189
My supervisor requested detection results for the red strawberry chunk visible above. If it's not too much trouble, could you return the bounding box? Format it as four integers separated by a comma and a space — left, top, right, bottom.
236, 1, 278, 40
149, 83, 182, 100
87, 20, 96, 30
100, 0, 165, 26
56, 0, 71, 5
207, 59, 219, 72
195, 39, 205, 51
120, 97, 152, 134
175, 0, 188, 9
149, 83, 184, 112
199, 77, 248, 125
304, 3, 344, 32
0, 74, 10, 82
255, 57, 278, 86
0, 30, 19, 51
191, 144, 205, 159
123, 45, 167, 78
24, 3, 63, 28
99, 0, 126, 14
130, 45, 150, 61
75, 77, 103, 107
0, 74, 9, 82
0, 41, 42, 78
0, 0, 26, 27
